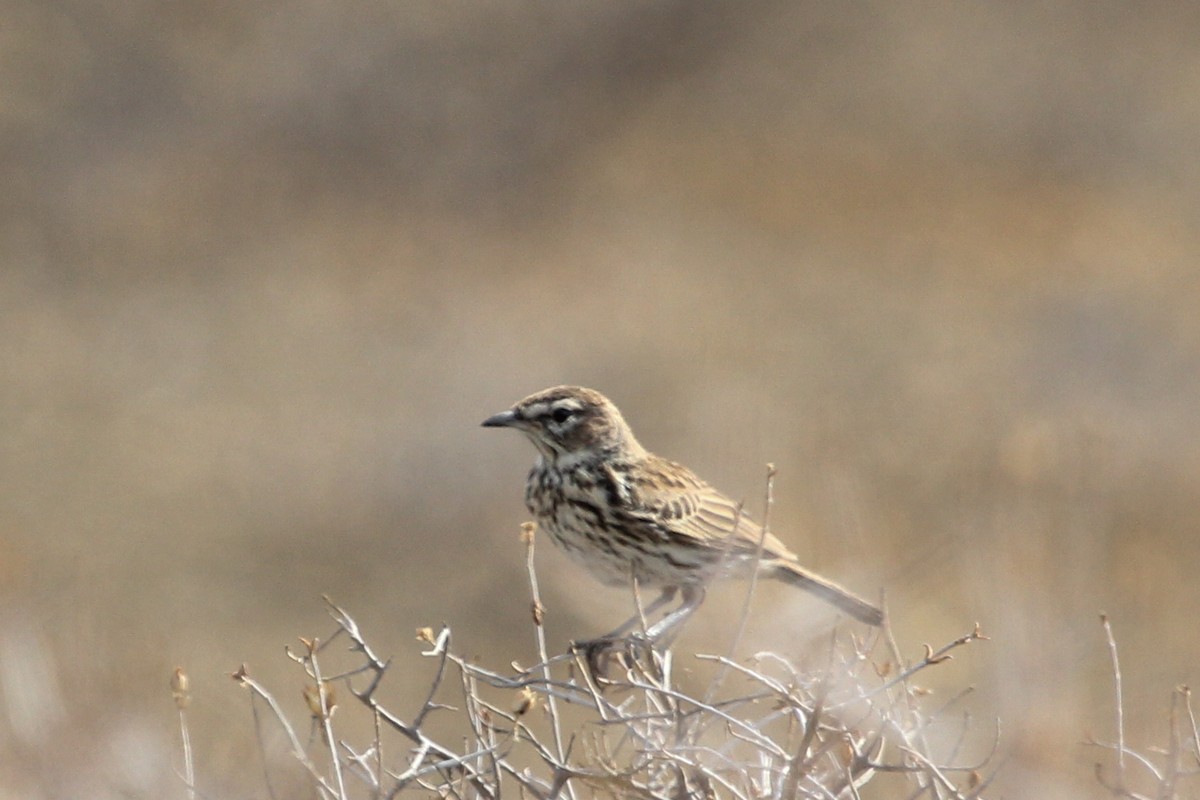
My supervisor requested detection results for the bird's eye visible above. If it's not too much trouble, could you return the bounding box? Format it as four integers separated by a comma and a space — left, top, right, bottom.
551, 407, 574, 424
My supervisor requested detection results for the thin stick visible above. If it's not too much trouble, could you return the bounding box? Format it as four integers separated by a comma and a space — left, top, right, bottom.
249, 690, 280, 800
1164, 685, 1184, 800
308, 641, 349, 800
373, 709, 384, 800
1102, 614, 1126, 786
411, 628, 452, 729
780, 679, 826, 800
1183, 686, 1200, 767
177, 707, 195, 800
522, 523, 577, 800
233, 667, 341, 799
704, 464, 775, 708
170, 667, 196, 800
844, 623, 986, 708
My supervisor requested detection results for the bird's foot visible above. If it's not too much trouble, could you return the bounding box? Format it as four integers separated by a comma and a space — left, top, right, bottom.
571, 633, 662, 682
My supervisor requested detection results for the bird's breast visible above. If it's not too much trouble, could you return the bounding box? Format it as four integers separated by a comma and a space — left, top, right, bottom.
525, 461, 603, 523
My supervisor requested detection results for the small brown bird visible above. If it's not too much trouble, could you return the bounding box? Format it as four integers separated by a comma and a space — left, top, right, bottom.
483, 386, 883, 641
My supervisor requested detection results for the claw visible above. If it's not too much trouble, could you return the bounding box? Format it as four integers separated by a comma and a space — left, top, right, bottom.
573, 633, 663, 681
572, 636, 622, 680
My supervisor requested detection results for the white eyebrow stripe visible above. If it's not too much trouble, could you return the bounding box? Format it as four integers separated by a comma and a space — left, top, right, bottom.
523, 402, 552, 418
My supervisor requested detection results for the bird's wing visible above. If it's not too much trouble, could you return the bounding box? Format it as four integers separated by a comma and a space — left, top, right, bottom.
621, 456, 796, 558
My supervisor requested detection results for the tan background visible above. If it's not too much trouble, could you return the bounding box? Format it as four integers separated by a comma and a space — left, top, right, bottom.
3, 2, 1198, 797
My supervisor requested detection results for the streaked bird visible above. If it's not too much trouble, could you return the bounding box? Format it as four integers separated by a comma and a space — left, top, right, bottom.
483, 386, 883, 642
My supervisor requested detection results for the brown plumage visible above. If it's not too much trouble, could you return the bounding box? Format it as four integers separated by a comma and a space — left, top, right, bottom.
483, 386, 883, 638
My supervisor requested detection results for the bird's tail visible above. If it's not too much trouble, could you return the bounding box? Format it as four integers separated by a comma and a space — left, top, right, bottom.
767, 560, 884, 626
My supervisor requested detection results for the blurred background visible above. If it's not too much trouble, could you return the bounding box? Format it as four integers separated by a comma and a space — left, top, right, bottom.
3, 1, 1198, 796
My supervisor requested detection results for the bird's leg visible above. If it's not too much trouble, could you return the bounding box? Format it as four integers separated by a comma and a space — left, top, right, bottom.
642, 584, 705, 645
588, 587, 678, 643
572, 587, 678, 678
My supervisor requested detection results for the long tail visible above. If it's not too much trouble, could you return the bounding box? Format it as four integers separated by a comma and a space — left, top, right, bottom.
767, 560, 884, 626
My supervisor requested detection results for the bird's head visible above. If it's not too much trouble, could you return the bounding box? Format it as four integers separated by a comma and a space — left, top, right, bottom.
482, 386, 644, 462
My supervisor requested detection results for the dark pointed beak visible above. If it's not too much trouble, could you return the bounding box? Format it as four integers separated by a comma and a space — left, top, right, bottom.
481, 409, 520, 428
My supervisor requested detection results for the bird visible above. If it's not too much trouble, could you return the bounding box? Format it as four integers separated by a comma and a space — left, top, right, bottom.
482, 386, 883, 643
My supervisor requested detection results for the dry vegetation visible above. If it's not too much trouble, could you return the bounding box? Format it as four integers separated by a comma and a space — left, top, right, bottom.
177, 527, 999, 800
1087, 617, 1200, 800
168, 529, 1197, 799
